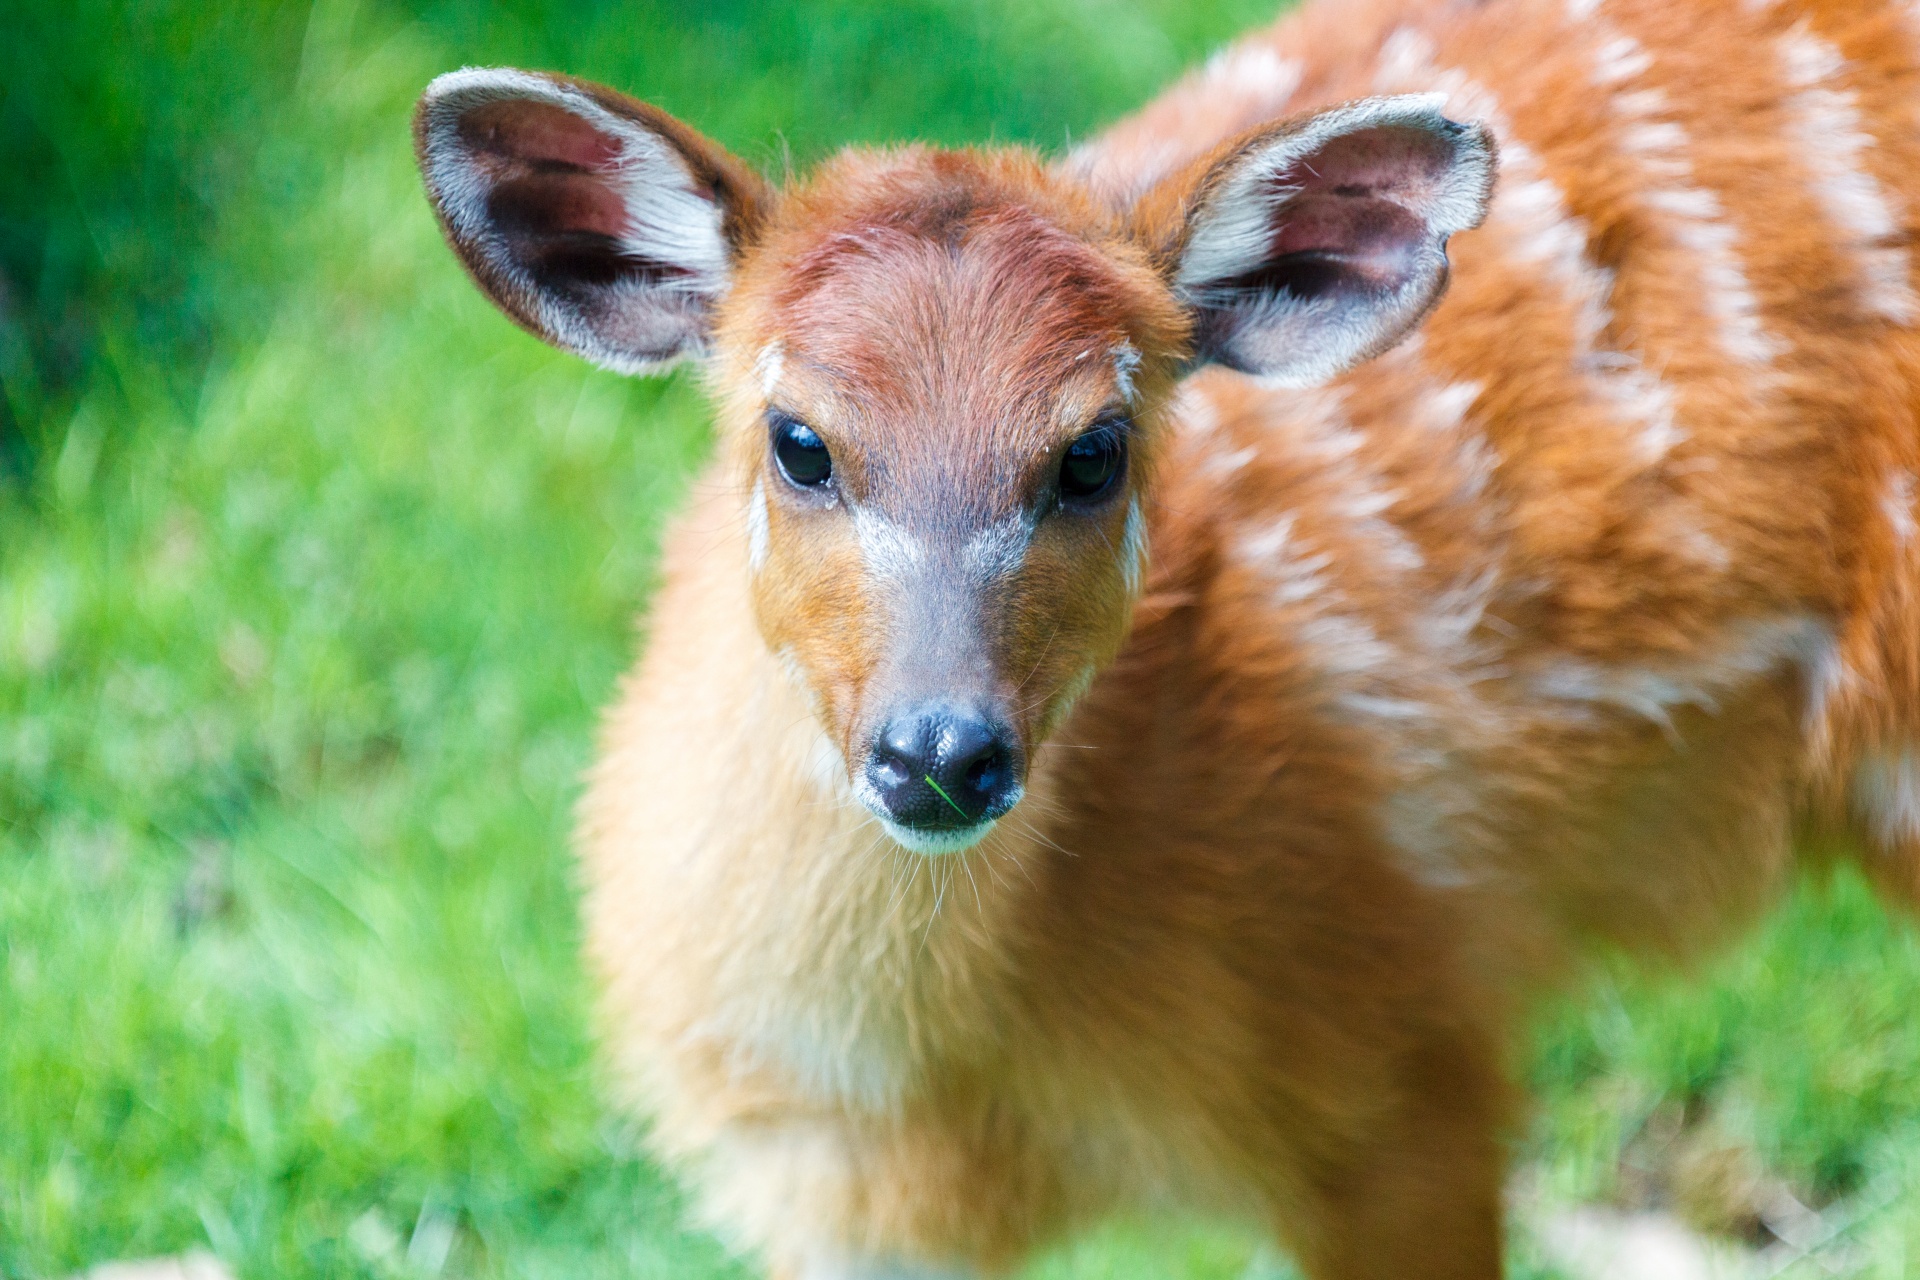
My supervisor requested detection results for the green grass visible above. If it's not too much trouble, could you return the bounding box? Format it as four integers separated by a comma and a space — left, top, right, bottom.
5, 2, 1920, 1277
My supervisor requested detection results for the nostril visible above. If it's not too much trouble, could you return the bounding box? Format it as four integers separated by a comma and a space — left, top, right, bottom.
870, 754, 911, 789
871, 719, 934, 785
962, 748, 1007, 795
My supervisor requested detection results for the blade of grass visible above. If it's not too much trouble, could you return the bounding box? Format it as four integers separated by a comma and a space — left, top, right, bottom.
924, 774, 971, 821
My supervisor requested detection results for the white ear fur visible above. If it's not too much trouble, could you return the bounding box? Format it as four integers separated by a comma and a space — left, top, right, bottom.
1174, 95, 1495, 386
416, 67, 748, 374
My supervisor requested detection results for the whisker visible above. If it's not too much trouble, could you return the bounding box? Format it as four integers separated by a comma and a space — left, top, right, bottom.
918, 859, 951, 958
960, 851, 985, 915
1011, 813, 1079, 859
1013, 620, 1064, 696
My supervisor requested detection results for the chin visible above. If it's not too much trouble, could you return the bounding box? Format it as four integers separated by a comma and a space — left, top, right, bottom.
876, 816, 1000, 856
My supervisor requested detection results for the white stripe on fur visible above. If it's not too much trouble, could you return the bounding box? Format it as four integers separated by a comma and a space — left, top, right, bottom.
1778, 27, 1919, 324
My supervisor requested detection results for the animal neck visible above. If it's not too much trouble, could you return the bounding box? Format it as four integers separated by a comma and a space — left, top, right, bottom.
695, 592, 1086, 1081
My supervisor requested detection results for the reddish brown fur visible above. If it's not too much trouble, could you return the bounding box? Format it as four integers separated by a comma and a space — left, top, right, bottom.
717, 149, 1186, 769
426, 0, 1920, 1275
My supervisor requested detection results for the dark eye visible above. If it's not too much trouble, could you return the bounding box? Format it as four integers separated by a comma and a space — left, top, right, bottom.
1059, 422, 1126, 501
770, 413, 832, 488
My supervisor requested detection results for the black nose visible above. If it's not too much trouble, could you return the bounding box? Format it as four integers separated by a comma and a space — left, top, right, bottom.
865, 705, 1020, 830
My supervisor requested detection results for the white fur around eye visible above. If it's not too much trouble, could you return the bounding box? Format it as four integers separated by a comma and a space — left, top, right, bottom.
1120, 495, 1148, 597
1112, 341, 1143, 403
747, 479, 771, 573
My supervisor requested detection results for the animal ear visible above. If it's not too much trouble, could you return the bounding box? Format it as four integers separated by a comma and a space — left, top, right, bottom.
1146, 95, 1495, 386
413, 68, 769, 374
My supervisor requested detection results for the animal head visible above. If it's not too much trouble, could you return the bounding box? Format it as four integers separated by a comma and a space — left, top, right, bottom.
414, 69, 1493, 853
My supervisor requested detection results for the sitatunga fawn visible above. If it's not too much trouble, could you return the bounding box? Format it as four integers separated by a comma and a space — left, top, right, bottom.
412, 0, 1920, 1273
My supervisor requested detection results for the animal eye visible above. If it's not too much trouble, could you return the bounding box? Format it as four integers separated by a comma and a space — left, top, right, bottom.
1059, 422, 1126, 502
770, 413, 832, 488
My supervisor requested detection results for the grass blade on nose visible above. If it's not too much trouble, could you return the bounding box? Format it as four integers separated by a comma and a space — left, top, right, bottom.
925, 775, 971, 820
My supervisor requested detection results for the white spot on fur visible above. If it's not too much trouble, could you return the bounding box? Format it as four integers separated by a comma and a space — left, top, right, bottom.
1229, 381, 1500, 885
1120, 495, 1149, 596
1585, 28, 1782, 366
1805, 641, 1854, 744
851, 507, 929, 581
746, 479, 770, 573
756, 342, 786, 400
1407, 374, 1510, 654
964, 515, 1034, 581
1591, 33, 1653, 86
1383, 614, 1829, 886
1172, 379, 1221, 439
1779, 27, 1919, 324
1425, 378, 1480, 429
1286, 386, 1429, 571
1854, 747, 1920, 847
1308, 615, 1401, 680
1203, 41, 1304, 101
1377, 29, 1696, 458
1224, 363, 1511, 888
1203, 444, 1257, 477
1883, 468, 1917, 545
1237, 515, 1327, 604
1644, 187, 1784, 365
1528, 615, 1831, 738
1112, 341, 1143, 404
1235, 509, 1396, 681
1674, 522, 1734, 570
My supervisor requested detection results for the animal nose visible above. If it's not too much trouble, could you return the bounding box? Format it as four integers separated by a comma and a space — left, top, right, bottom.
865, 705, 1020, 831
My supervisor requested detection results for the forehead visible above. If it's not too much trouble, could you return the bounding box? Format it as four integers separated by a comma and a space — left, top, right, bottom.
753, 153, 1168, 436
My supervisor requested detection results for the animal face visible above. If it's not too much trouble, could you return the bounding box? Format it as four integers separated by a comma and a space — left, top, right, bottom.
413, 72, 1492, 851
720, 155, 1179, 851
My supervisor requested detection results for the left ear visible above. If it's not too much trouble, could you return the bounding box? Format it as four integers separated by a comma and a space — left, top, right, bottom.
1144, 95, 1495, 386
413, 68, 768, 375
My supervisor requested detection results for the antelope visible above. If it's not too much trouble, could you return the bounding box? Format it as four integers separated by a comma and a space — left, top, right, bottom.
411, 0, 1920, 1273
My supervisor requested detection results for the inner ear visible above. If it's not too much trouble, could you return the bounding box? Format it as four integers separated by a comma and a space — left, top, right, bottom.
415, 69, 768, 374
1162, 96, 1495, 386
1200, 130, 1447, 301
464, 98, 699, 292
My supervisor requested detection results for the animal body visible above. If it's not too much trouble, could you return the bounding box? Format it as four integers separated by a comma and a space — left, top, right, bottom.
411, 0, 1920, 1274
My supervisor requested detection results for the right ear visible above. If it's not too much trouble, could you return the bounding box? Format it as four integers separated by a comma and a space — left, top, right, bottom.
413, 68, 768, 374
1136, 95, 1494, 387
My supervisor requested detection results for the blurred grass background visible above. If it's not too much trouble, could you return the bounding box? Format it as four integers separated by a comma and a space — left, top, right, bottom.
4, 1, 1920, 1277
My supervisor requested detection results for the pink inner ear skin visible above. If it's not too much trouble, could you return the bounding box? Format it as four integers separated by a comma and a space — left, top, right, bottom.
1246, 124, 1456, 288
460, 98, 626, 172
488, 172, 636, 245
456, 99, 635, 244
1280, 125, 1455, 206
1263, 195, 1425, 284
